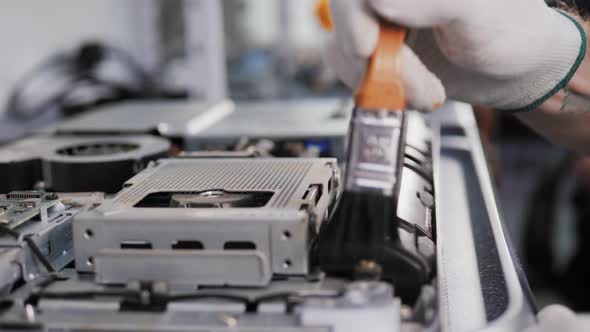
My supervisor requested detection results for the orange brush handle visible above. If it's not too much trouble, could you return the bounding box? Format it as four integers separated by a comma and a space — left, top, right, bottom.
355, 25, 406, 111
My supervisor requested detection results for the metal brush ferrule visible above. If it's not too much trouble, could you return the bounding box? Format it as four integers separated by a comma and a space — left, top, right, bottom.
344, 108, 404, 196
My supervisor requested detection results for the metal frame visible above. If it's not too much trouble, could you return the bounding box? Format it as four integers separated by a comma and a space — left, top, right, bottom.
433, 102, 536, 331
74, 158, 340, 286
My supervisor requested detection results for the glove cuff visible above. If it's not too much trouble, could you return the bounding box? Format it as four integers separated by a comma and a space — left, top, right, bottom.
502, 10, 586, 112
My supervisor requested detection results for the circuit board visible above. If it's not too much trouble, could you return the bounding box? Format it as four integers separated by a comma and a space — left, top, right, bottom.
0, 191, 60, 229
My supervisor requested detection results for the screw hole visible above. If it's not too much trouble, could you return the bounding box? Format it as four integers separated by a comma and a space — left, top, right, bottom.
84, 229, 94, 239
282, 230, 291, 240
283, 259, 292, 269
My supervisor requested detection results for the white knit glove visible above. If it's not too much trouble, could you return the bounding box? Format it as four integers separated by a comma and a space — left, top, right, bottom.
523, 305, 579, 332
325, 0, 586, 112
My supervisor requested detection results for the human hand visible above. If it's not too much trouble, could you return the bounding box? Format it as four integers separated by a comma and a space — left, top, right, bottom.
325, 0, 585, 112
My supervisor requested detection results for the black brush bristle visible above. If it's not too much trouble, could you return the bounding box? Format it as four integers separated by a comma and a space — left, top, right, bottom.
316, 189, 397, 276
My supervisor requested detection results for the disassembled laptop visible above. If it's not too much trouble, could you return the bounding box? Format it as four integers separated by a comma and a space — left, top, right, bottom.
0, 100, 536, 331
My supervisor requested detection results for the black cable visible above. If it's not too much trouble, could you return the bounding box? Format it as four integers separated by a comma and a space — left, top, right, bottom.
23, 235, 55, 273
105, 44, 155, 90
5, 54, 75, 120
250, 292, 302, 313
34, 273, 69, 289
5, 41, 187, 121
0, 224, 56, 273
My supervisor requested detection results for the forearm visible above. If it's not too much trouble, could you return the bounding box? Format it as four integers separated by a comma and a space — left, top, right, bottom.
518, 92, 590, 153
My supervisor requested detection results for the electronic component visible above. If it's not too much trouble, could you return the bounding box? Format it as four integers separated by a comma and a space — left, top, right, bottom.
0, 191, 60, 229
74, 158, 340, 287
0, 135, 170, 193
0, 191, 104, 296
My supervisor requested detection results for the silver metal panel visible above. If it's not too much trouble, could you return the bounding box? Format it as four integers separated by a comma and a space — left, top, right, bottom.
344, 109, 402, 195
300, 282, 401, 332
95, 249, 272, 287
433, 101, 536, 331
438, 147, 487, 331
4, 271, 390, 332
190, 98, 351, 141
36, 311, 317, 332
45, 99, 235, 137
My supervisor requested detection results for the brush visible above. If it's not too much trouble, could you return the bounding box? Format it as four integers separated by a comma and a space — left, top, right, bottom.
317, 24, 409, 277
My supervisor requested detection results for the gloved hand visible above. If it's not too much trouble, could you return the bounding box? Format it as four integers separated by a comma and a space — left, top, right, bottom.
523, 305, 579, 332
325, 0, 586, 112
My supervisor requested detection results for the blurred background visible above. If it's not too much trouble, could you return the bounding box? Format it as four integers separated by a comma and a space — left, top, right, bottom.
0, 0, 589, 312
0, 0, 347, 142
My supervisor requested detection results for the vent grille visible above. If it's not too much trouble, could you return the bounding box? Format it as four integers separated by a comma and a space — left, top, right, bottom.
115, 159, 314, 208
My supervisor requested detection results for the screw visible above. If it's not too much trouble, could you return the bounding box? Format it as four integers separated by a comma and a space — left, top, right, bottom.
220, 315, 238, 327
353, 260, 382, 281
400, 304, 413, 319
45, 193, 59, 200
